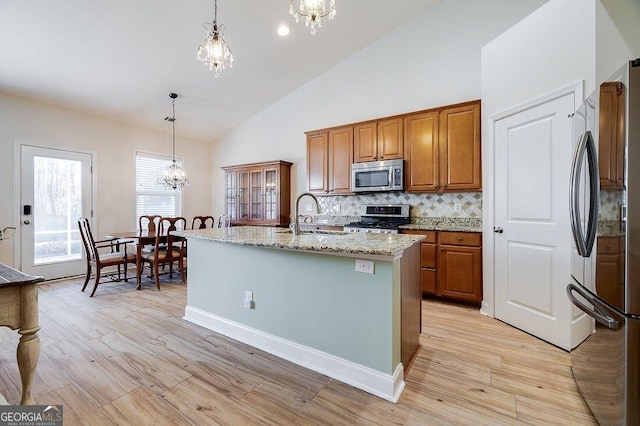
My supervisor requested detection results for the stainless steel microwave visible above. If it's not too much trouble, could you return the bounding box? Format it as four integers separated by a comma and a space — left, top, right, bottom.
351, 159, 404, 193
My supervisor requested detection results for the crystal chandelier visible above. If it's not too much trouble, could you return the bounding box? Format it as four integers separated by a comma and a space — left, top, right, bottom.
289, 0, 336, 35
196, 0, 233, 77
158, 93, 189, 190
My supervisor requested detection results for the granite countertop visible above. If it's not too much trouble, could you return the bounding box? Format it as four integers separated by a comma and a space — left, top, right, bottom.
597, 220, 624, 237
400, 217, 483, 233
174, 226, 425, 258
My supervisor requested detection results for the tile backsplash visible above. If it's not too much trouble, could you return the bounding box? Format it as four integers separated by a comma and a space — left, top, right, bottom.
315, 192, 482, 218
599, 190, 624, 221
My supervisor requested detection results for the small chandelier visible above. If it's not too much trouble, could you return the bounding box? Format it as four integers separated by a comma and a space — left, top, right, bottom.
289, 0, 336, 35
196, 0, 233, 77
158, 93, 189, 190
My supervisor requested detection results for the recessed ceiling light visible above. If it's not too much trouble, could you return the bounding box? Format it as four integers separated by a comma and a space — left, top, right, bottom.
277, 25, 290, 37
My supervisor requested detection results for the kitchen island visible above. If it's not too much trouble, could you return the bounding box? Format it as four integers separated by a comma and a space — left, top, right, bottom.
174, 226, 423, 402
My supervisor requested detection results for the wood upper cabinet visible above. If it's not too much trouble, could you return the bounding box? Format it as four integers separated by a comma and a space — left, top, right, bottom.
439, 102, 481, 191
306, 127, 353, 195
328, 126, 354, 194
306, 131, 329, 193
222, 160, 292, 227
404, 111, 439, 191
354, 118, 403, 163
599, 82, 625, 189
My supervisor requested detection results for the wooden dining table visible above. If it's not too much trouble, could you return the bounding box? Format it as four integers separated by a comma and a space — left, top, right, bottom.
106, 231, 159, 289
0, 263, 43, 405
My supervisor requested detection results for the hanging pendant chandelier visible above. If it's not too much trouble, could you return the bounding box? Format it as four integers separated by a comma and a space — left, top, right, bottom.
289, 0, 336, 35
196, 0, 233, 77
158, 93, 189, 190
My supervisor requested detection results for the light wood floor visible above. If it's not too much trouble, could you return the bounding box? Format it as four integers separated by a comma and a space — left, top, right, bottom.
0, 276, 596, 425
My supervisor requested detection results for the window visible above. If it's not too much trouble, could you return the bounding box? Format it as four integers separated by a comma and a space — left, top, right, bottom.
135, 151, 183, 228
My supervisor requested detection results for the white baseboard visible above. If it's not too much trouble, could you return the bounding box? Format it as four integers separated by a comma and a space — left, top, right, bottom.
184, 305, 405, 403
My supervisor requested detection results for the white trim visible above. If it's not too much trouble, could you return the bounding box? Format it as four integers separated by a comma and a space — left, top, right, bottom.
13, 139, 97, 269
184, 305, 405, 403
481, 81, 584, 318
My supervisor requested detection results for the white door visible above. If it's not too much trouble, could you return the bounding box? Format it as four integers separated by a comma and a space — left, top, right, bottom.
494, 92, 576, 349
20, 144, 93, 279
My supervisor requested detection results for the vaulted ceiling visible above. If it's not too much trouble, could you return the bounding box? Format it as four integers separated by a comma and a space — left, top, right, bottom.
0, 0, 441, 142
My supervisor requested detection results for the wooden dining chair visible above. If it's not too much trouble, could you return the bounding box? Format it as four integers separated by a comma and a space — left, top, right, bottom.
139, 215, 161, 233
78, 217, 136, 297
139, 217, 187, 290
191, 215, 215, 229
218, 214, 231, 228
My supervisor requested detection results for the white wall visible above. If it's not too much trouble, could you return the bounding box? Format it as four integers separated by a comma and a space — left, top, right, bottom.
0, 92, 212, 267
212, 0, 548, 215
597, 0, 640, 82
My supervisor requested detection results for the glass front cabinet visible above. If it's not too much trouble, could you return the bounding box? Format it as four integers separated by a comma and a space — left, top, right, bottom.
222, 160, 292, 227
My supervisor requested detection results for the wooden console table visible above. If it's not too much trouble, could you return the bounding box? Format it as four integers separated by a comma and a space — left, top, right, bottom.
0, 264, 43, 405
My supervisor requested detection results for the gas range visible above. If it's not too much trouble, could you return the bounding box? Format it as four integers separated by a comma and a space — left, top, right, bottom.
344, 205, 410, 234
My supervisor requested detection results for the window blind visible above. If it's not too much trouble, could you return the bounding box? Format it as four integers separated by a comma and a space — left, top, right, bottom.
135, 152, 183, 228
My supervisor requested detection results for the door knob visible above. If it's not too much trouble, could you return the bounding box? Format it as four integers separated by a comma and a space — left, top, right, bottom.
23, 220, 31, 225
493, 227, 503, 234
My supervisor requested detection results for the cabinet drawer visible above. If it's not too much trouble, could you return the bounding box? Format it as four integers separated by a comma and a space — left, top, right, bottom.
439, 231, 481, 247
421, 243, 436, 268
597, 237, 622, 254
400, 230, 436, 243
421, 268, 436, 294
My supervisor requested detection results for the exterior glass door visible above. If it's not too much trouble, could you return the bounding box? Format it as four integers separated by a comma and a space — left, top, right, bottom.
20, 144, 93, 279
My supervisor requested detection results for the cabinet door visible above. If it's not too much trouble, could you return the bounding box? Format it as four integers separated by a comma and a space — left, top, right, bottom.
328, 126, 353, 194
439, 102, 481, 191
404, 111, 439, 191
353, 123, 377, 163
596, 254, 621, 309
307, 131, 328, 194
599, 83, 625, 189
437, 245, 482, 302
263, 167, 279, 223
224, 172, 237, 221
237, 170, 250, 223
250, 169, 264, 221
378, 117, 403, 160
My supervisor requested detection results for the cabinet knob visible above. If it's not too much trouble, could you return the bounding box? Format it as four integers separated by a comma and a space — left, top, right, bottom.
457, 237, 462, 241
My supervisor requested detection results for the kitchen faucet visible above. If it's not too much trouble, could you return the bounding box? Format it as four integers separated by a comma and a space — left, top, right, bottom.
293, 192, 320, 235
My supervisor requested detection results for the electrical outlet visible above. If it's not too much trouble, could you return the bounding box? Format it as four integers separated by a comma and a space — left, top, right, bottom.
355, 259, 374, 274
243, 291, 255, 309
454, 202, 462, 212
244, 291, 253, 301
306, 203, 313, 212
334, 204, 341, 213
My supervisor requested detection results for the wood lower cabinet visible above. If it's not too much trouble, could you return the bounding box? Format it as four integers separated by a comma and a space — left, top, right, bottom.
222, 161, 292, 227
596, 236, 624, 310
599, 82, 625, 190
401, 230, 482, 304
306, 126, 353, 195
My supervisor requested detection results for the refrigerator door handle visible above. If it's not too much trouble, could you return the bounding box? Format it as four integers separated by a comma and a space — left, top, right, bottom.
570, 132, 588, 256
583, 130, 599, 257
566, 282, 619, 329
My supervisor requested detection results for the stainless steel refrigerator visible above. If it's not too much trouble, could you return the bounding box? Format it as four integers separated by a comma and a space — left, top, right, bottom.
567, 58, 640, 425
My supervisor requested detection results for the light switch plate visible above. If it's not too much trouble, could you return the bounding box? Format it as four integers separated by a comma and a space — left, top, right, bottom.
355, 259, 374, 274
